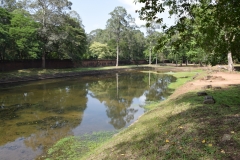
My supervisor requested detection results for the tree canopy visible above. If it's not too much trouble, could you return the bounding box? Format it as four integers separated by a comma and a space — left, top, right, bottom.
0, 1, 87, 68
135, 0, 240, 71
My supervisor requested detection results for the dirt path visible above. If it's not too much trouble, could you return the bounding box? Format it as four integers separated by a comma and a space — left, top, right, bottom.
171, 71, 240, 98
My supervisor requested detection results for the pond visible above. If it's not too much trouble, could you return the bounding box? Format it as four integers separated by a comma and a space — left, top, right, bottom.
0, 69, 176, 160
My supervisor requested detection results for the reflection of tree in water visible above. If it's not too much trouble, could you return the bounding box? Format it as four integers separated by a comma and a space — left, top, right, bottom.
144, 73, 176, 101
89, 72, 175, 129
0, 79, 88, 153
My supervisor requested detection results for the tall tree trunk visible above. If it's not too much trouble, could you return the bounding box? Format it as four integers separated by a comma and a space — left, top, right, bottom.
155, 54, 157, 65
228, 51, 234, 72
225, 32, 234, 72
2, 48, 5, 61
42, 52, 46, 69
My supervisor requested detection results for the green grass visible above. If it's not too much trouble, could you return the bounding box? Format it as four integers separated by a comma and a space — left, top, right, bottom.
166, 70, 204, 90
46, 69, 226, 160
143, 70, 204, 111
83, 76, 240, 159
45, 131, 117, 160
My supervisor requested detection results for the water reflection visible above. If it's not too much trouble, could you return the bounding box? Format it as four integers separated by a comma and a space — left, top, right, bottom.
88, 71, 175, 129
0, 70, 176, 160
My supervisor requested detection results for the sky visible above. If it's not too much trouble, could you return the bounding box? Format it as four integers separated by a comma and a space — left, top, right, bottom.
70, 0, 175, 34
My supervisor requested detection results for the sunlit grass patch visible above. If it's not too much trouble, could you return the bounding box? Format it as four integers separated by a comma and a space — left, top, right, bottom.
166, 71, 202, 90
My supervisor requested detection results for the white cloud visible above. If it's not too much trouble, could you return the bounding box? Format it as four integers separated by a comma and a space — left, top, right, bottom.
118, 0, 145, 26
118, 0, 144, 12
118, 0, 175, 27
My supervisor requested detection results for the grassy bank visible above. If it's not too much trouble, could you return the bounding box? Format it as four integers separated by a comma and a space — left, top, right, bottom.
82, 73, 240, 159
47, 69, 239, 160
0, 65, 148, 80
143, 70, 201, 111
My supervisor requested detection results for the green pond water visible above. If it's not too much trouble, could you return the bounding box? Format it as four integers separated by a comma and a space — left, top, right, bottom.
0, 69, 176, 160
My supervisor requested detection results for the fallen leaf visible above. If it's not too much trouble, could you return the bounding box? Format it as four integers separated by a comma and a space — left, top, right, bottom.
166, 139, 170, 143
221, 150, 225, 154
231, 131, 235, 134
202, 140, 206, 143
208, 144, 212, 147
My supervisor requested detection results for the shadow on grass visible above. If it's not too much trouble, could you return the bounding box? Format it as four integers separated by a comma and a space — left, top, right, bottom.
101, 86, 240, 160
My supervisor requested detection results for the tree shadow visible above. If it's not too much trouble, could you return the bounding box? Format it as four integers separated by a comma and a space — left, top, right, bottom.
100, 86, 240, 160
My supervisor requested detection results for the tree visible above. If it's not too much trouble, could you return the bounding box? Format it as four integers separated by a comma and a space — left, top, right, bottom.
0, 7, 11, 61
89, 41, 113, 59
120, 29, 146, 61
58, 12, 87, 61
106, 6, 134, 67
135, 0, 240, 71
27, 0, 72, 68
9, 10, 40, 59
141, 22, 161, 64
154, 33, 168, 64
0, 0, 17, 11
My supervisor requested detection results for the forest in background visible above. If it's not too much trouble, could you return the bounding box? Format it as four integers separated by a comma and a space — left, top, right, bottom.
1, 0, 240, 70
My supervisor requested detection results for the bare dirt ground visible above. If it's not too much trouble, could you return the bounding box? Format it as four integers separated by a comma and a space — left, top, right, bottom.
172, 68, 240, 98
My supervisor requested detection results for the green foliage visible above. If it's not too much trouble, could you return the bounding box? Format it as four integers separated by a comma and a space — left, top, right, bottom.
9, 11, 39, 59
0, 7, 12, 60
89, 41, 113, 59
0, 1, 87, 65
135, 0, 240, 70
59, 13, 87, 61
86, 7, 146, 62
46, 131, 116, 160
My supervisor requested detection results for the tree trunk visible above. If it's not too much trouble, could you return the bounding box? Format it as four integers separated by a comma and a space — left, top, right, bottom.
1, 46, 6, 61
42, 52, 46, 68
156, 55, 157, 65
228, 51, 234, 72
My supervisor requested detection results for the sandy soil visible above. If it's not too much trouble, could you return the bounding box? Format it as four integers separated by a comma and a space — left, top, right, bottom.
171, 70, 240, 98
